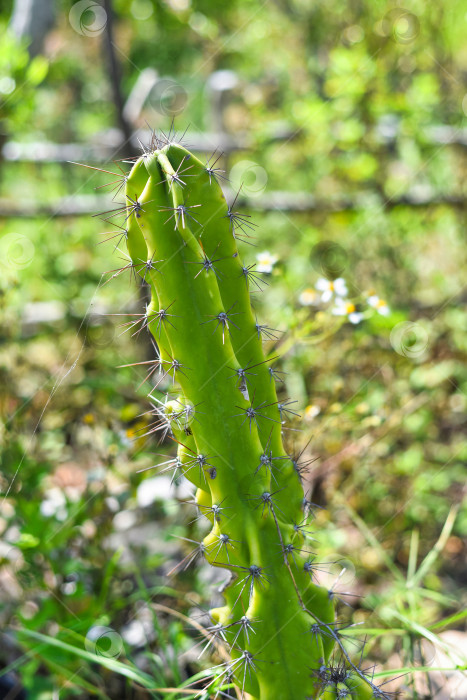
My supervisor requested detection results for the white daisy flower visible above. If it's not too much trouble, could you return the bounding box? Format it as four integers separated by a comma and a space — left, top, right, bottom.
315, 277, 348, 303
298, 288, 318, 306
367, 294, 390, 316
332, 298, 363, 324
256, 251, 278, 273
304, 404, 321, 422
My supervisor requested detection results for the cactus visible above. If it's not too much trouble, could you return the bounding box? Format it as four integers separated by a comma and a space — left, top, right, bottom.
92, 128, 392, 700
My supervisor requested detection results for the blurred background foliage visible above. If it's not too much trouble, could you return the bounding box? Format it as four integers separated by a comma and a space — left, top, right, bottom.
0, 0, 466, 698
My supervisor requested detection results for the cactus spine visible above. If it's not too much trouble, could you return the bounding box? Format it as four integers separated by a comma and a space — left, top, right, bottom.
99, 130, 390, 699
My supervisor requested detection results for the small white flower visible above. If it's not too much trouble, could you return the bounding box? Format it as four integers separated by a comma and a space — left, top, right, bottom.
332, 298, 363, 324
304, 404, 321, 422
367, 294, 390, 316
348, 311, 363, 324
256, 251, 278, 273
298, 288, 318, 306
40, 488, 67, 520
136, 476, 173, 507
315, 277, 348, 303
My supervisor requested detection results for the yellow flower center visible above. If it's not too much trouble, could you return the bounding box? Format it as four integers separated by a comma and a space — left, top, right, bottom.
346, 303, 356, 313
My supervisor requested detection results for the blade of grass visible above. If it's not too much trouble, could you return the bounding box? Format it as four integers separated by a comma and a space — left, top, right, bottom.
14, 628, 155, 688
0, 636, 48, 678
407, 529, 419, 582
430, 609, 467, 631
42, 658, 110, 698
97, 548, 123, 609
388, 609, 467, 661
338, 498, 404, 581
374, 664, 467, 678
408, 506, 458, 588
415, 587, 458, 607
339, 627, 407, 637
130, 566, 186, 687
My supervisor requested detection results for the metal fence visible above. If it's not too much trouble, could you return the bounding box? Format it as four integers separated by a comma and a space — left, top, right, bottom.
1, 69, 466, 218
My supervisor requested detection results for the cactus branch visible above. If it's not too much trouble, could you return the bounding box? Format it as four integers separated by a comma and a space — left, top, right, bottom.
92, 131, 394, 700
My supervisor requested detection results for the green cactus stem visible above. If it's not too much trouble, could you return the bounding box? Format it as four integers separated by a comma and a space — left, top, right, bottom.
93, 129, 391, 700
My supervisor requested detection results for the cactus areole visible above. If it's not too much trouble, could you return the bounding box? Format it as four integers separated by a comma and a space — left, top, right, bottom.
95, 130, 390, 699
